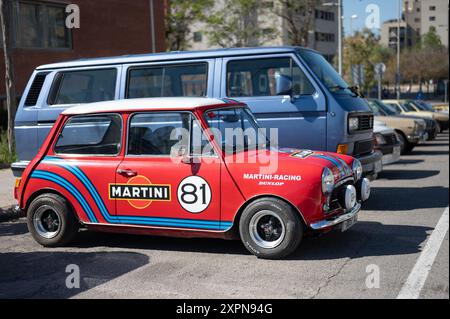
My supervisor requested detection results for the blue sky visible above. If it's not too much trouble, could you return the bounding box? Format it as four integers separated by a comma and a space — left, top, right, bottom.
343, 0, 401, 35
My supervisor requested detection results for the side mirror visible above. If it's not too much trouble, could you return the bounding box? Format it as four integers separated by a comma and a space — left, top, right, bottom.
275, 74, 293, 96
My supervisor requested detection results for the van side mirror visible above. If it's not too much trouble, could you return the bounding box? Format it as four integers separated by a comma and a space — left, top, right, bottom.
275, 74, 293, 96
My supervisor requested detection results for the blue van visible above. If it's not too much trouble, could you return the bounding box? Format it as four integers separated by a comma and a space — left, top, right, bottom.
13, 47, 381, 177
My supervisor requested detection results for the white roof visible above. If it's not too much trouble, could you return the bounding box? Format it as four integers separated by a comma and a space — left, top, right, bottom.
62, 97, 238, 115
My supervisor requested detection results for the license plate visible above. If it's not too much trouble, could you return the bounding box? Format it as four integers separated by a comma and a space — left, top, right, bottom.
341, 214, 358, 232
374, 160, 383, 173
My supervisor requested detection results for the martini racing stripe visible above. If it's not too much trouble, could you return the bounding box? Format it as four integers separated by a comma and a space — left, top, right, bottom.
311, 154, 345, 178
36, 158, 233, 230
31, 170, 98, 223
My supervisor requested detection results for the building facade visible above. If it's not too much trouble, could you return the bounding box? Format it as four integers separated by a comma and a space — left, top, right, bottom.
0, 0, 166, 107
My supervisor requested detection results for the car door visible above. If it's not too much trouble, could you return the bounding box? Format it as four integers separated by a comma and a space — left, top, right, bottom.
114, 111, 223, 231
219, 54, 327, 150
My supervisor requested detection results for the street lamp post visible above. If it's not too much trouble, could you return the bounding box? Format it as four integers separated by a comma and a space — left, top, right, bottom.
396, 0, 401, 100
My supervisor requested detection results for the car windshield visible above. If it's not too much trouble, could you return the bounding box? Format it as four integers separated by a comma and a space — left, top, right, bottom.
374, 100, 398, 115
297, 49, 353, 95
411, 100, 433, 111
204, 107, 268, 154
367, 100, 387, 116
402, 101, 417, 112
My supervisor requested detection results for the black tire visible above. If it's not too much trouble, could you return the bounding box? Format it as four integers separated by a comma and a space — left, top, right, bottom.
239, 198, 303, 259
397, 132, 414, 155
27, 193, 79, 247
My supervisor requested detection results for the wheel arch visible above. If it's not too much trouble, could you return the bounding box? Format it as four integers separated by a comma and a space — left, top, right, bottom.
228, 194, 308, 237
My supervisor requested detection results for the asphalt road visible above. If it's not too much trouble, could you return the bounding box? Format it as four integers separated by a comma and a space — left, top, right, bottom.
0, 133, 448, 299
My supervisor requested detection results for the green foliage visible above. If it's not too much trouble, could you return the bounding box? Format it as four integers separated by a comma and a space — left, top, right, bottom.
205, 0, 277, 48
421, 26, 443, 49
165, 0, 214, 51
343, 29, 393, 96
0, 130, 16, 165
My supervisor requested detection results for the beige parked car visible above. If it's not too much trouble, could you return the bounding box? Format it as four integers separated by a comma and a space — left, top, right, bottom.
383, 99, 449, 131
367, 100, 427, 154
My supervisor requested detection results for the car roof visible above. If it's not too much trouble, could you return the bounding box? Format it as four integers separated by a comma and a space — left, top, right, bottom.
36, 46, 312, 70
62, 97, 244, 115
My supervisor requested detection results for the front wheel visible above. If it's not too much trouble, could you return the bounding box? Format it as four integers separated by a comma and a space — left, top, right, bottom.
239, 198, 303, 259
27, 193, 79, 247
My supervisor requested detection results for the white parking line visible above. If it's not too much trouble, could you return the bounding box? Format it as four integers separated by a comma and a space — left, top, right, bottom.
397, 207, 449, 299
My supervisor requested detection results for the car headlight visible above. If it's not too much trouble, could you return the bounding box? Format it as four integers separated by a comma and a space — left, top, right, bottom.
348, 117, 359, 133
352, 159, 363, 181
374, 133, 386, 145
322, 167, 335, 194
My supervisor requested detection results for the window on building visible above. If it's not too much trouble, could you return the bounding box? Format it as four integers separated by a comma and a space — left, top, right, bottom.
226, 58, 315, 97
315, 32, 335, 42
55, 114, 122, 155
17, 1, 72, 49
127, 63, 208, 98
48, 69, 118, 105
429, 16, 436, 21
429, 5, 436, 11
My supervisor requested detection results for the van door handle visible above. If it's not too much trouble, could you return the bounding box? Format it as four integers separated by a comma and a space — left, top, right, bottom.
116, 169, 138, 177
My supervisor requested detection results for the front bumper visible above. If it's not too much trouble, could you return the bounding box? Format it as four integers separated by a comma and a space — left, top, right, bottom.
356, 150, 383, 179
310, 202, 361, 230
382, 145, 401, 165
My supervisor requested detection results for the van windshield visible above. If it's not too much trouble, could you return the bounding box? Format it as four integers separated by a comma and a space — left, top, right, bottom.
297, 49, 353, 95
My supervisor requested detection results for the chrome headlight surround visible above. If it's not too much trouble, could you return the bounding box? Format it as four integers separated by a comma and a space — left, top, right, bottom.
352, 159, 363, 181
322, 167, 335, 194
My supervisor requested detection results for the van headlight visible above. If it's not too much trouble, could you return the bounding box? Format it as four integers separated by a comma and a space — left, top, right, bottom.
352, 159, 363, 181
348, 116, 359, 133
322, 167, 335, 194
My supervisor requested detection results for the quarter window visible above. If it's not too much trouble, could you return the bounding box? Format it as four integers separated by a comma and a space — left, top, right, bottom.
227, 58, 315, 97
54, 114, 122, 155
48, 69, 117, 105
127, 63, 208, 98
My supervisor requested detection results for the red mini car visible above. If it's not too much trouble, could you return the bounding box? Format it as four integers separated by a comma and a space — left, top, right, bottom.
14, 98, 370, 259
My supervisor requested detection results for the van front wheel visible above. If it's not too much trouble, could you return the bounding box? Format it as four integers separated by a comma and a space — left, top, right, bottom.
239, 198, 303, 259
27, 194, 79, 247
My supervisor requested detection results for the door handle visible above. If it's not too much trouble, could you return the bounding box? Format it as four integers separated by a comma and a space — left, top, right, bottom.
117, 169, 138, 178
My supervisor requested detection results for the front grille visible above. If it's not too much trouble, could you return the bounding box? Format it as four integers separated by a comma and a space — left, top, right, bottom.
357, 114, 374, 131
353, 139, 374, 156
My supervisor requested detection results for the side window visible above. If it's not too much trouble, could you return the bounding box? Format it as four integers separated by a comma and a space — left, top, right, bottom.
227, 57, 315, 97
127, 63, 208, 99
54, 114, 122, 155
128, 112, 190, 156
191, 119, 215, 157
48, 69, 117, 105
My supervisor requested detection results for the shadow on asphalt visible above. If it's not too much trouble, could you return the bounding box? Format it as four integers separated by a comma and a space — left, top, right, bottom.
0, 221, 28, 236
395, 159, 425, 165
378, 169, 440, 180
407, 150, 449, 156
364, 186, 449, 211
0, 251, 149, 298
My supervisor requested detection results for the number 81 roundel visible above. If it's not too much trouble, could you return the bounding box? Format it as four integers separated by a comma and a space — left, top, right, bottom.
177, 176, 212, 213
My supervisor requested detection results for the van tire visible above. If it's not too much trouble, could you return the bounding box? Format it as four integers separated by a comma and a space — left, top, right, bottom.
27, 193, 79, 247
239, 198, 303, 259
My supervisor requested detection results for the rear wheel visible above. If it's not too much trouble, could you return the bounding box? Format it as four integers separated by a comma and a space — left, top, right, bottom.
27, 193, 79, 247
239, 198, 303, 259
397, 132, 414, 154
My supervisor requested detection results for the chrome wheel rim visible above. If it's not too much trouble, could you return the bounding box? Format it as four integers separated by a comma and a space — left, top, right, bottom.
33, 205, 61, 239
249, 210, 285, 249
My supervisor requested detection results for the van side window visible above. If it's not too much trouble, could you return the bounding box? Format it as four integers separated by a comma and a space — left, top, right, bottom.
54, 114, 122, 155
48, 69, 117, 105
227, 58, 315, 97
128, 112, 190, 156
127, 63, 207, 98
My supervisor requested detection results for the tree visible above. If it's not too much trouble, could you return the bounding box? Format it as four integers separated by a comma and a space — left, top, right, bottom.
421, 26, 443, 49
165, 0, 214, 51
0, 0, 17, 154
206, 0, 276, 48
343, 29, 392, 96
275, 0, 321, 47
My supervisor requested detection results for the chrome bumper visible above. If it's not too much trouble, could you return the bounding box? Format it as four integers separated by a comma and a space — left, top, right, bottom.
11, 161, 29, 177
309, 202, 361, 230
